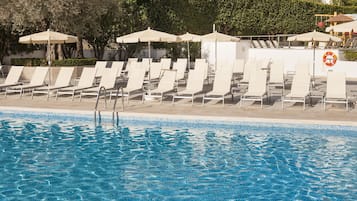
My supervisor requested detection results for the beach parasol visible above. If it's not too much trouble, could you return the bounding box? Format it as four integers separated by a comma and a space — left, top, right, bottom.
116, 27, 179, 81
19, 29, 78, 84
201, 31, 240, 70
326, 20, 357, 33
178, 32, 201, 68
287, 30, 341, 85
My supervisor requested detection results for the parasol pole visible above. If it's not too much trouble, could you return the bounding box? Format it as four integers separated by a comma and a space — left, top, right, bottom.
312, 40, 316, 88
47, 29, 52, 85
148, 41, 151, 83
187, 41, 190, 69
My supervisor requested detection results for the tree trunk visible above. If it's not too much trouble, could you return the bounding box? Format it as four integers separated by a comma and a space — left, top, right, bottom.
76, 36, 84, 58
57, 44, 64, 60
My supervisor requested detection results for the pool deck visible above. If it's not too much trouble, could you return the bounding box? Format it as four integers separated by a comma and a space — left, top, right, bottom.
1, 91, 357, 126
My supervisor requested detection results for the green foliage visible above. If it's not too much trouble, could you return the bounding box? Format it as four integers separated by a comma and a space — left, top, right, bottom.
11, 58, 96, 66
344, 50, 357, 61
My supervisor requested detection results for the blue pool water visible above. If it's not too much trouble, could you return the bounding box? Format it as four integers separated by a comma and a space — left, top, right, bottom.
0, 112, 356, 200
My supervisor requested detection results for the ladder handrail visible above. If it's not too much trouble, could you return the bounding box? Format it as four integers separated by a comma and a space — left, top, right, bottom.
94, 86, 107, 111
112, 86, 125, 112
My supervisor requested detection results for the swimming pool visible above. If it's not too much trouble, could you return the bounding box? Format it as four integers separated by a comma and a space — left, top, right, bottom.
0, 111, 356, 200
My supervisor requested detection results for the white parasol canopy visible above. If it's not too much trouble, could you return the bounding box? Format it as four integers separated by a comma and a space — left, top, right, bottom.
287, 30, 341, 85
19, 29, 78, 44
116, 27, 179, 82
19, 29, 78, 84
325, 20, 357, 33
179, 32, 201, 67
201, 31, 240, 70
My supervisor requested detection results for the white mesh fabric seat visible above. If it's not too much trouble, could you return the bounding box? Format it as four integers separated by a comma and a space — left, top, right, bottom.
268, 60, 285, 96
173, 59, 187, 81
111, 61, 124, 77
239, 59, 257, 86
144, 70, 177, 103
32, 67, 74, 99
282, 73, 311, 110
240, 69, 267, 108
324, 71, 348, 111
6, 67, 49, 97
94, 61, 108, 78
160, 58, 171, 70
80, 67, 119, 100
202, 66, 233, 105
0, 66, 24, 90
56, 67, 96, 100
172, 62, 206, 105
110, 67, 146, 103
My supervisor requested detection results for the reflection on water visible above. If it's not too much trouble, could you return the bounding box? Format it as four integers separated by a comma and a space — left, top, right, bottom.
0, 117, 356, 200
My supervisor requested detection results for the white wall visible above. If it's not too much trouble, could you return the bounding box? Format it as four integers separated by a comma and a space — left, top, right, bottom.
249, 48, 357, 78
201, 41, 250, 70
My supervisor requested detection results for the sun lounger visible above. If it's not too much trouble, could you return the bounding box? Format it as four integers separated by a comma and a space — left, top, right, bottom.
173, 59, 187, 82
268, 60, 285, 96
0, 66, 24, 91
6, 67, 49, 97
31, 67, 74, 99
202, 67, 233, 105
240, 69, 267, 108
233, 59, 245, 76
111, 61, 124, 77
160, 58, 172, 70
56, 67, 96, 100
80, 67, 119, 101
324, 71, 348, 111
94, 61, 108, 78
110, 67, 146, 103
282, 73, 311, 110
172, 62, 206, 105
141, 58, 152, 72
239, 59, 257, 86
143, 69, 177, 103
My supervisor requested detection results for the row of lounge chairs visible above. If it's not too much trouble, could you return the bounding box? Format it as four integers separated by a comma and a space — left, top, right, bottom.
0, 58, 350, 111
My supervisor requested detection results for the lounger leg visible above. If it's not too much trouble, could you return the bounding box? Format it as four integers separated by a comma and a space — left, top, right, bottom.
47, 90, 50, 100
31, 89, 34, 99
240, 96, 243, 108
191, 94, 194, 106
79, 92, 82, 102
172, 96, 175, 105
303, 98, 305, 110
222, 96, 224, 106
282, 98, 284, 110
55, 90, 59, 100
346, 101, 348, 111
261, 98, 263, 109
202, 96, 205, 105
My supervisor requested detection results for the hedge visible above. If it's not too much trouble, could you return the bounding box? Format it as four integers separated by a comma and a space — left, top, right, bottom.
11, 58, 97, 66
344, 50, 357, 61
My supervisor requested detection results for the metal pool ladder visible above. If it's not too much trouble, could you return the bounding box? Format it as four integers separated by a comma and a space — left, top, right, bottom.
94, 86, 124, 124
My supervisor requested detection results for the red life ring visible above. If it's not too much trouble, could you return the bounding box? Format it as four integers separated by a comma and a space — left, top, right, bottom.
322, 51, 337, 67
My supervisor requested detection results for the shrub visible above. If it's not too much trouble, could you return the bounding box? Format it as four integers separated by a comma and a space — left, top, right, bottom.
344, 50, 357, 61
11, 58, 97, 66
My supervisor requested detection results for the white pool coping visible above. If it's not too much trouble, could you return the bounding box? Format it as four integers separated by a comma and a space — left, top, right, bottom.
1, 106, 357, 127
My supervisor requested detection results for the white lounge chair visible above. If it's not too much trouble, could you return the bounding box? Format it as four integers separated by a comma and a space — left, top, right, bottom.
268, 60, 285, 96
94, 61, 108, 78
233, 59, 245, 76
240, 69, 267, 108
239, 59, 257, 86
202, 67, 233, 105
32, 67, 74, 99
6, 67, 49, 97
0, 66, 24, 91
194, 59, 208, 81
111, 61, 124, 77
110, 67, 146, 103
146, 62, 162, 81
173, 59, 187, 82
80, 67, 119, 101
56, 67, 96, 100
141, 58, 152, 72
324, 71, 348, 111
160, 58, 171, 70
172, 63, 206, 105
143, 70, 177, 103
282, 73, 311, 110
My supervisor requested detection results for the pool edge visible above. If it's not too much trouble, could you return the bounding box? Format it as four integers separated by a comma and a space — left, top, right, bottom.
1, 106, 357, 127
